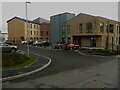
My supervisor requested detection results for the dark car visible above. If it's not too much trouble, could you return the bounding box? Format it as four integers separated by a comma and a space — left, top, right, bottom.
42, 41, 51, 46
0, 43, 18, 53
54, 43, 63, 49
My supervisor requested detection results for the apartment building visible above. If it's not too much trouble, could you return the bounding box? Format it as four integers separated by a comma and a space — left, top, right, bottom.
63, 13, 120, 51
39, 23, 50, 41
7, 17, 40, 44
33, 17, 50, 42
50, 12, 75, 44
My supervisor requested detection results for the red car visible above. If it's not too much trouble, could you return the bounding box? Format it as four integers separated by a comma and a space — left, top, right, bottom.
62, 43, 80, 50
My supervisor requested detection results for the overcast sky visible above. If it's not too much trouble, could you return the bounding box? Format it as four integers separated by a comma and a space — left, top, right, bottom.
1, 2, 119, 33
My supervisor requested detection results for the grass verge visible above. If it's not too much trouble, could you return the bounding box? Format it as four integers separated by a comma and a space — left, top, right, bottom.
80, 49, 118, 56
1, 53, 37, 71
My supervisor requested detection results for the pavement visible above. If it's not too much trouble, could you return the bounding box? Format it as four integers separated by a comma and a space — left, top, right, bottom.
2, 51, 51, 82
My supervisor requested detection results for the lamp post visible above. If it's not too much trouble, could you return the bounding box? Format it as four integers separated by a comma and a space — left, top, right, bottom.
25, 1, 31, 57
106, 21, 109, 50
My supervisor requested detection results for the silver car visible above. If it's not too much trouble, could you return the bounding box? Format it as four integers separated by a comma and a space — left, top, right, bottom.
0, 43, 18, 53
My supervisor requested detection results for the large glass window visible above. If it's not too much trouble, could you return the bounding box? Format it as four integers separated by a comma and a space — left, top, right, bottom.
100, 22, 104, 32
79, 24, 82, 33
86, 22, 92, 33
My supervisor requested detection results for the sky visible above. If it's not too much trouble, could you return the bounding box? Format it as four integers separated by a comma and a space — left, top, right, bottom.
1, 2, 119, 33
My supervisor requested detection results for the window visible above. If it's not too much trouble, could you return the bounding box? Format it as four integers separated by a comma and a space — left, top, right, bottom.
62, 37, 65, 43
40, 31, 43, 36
106, 24, 108, 33
86, 22, 92, 33
30, 30, 32, 36
20, 37, 24, 41
67, 37, 70, 44
100, 23, 104, 32
67, 25, 70, 34
40, 38, 43, 40
34, 25, 36, 29
109, 24, 114, 33
34, 31, 36, 36
46, 31, 49, 36
115, 25, 119, 34
79, 24, 82, 33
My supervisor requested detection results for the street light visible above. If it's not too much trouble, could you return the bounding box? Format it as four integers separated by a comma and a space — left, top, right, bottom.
25, 1, 31, 57
106, 21, 109, 50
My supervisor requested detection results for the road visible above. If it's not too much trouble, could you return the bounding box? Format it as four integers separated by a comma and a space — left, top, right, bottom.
2, 44, 118, 88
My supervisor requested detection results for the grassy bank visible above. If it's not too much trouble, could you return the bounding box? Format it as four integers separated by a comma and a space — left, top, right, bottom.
80, 49, 118, 56
2, 53, 37, 71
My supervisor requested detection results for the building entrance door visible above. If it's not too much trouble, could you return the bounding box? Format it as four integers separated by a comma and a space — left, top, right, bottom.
91, 37, 96, 47
78, 37, 81, 46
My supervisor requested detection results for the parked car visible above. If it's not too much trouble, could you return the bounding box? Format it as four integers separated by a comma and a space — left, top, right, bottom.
42, 41, 51, 46
62, 43, 80, 50
54, 42, 63, 49
0, 43, 18, 53
33, 41, 51, 47
28, 40, 34, 45
21, 40, 27, 44
21, 40, 33, 45
33, 41, 43, 46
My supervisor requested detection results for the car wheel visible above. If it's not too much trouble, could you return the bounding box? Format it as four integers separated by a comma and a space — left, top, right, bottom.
59, 46, 62, 50
70, 48, 73, 50
10, 48, 16, 53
